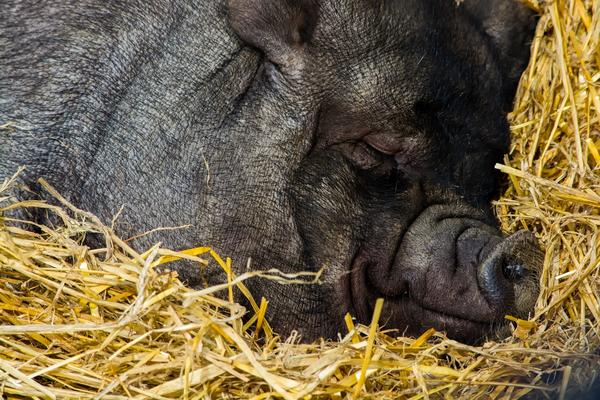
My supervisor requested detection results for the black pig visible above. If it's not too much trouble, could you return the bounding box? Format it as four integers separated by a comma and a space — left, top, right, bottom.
0, 0, 542, 342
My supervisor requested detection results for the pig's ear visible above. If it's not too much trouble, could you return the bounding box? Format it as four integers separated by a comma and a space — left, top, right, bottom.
228, 0, 319, 68
462, 0, 537, 105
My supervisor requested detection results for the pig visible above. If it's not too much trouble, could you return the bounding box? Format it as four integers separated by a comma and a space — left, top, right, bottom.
0, 0, 542, 343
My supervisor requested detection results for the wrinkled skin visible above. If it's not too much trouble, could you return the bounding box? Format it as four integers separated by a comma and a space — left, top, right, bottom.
1, 0, 542, 343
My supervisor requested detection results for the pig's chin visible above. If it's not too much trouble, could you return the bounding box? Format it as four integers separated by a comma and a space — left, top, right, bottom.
346, 276, 504, 344
345, 247, 502, 344
382, 297, 497, 343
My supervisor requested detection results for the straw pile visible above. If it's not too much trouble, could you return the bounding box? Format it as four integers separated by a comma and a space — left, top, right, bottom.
1, 0, 600, 398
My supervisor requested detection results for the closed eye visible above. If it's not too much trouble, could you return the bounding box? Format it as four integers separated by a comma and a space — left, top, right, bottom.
340, 141, 398, 176
347, 141, 385, 170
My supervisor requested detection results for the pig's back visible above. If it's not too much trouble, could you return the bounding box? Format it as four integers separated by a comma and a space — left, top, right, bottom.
0, 0, 260, 240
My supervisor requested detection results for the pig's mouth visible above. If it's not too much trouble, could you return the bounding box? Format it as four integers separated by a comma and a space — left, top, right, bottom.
344, 205, 543, 343
348, 268, 494, 341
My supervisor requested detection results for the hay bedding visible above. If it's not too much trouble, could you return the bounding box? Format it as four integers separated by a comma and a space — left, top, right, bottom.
1, 0, 600, 398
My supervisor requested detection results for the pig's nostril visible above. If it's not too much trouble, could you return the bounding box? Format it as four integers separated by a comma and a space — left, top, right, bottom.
503, 263, 525, 282
478, 230, 542, 316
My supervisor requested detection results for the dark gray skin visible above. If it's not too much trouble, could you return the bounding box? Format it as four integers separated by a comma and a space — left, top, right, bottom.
1, 0, 542, 343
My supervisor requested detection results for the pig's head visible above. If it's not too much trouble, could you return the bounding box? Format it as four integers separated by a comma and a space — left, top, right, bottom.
198, 0, 542, 343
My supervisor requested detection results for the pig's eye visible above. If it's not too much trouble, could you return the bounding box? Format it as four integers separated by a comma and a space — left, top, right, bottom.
351, 142, 384, 169
339, 141, 396, 174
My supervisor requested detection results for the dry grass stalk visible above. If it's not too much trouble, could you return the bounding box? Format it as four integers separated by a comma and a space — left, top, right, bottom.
2, 0, 600, 398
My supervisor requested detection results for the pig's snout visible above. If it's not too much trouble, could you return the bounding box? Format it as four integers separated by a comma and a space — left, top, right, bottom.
349, 204, 544, 342
477, 230, 543, 318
